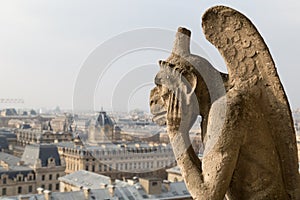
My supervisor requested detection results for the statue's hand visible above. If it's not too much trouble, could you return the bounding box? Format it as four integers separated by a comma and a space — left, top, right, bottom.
166, 91, 195, 136
166, 90, 196, 160
166, 92, 181, 133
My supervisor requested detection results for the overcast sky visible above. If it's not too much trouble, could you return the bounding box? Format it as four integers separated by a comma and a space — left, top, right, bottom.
1, 0, 300, 112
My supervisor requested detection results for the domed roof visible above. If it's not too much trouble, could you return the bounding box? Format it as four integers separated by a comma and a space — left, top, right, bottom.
97, 111, 114, 127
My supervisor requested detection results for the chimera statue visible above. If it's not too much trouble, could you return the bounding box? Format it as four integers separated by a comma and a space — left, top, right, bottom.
150, 5, 300, 199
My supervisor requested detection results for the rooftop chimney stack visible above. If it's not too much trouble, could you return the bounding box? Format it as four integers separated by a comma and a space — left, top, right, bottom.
43, 190, 51, 200
108, 185, 116, 197
83, 187, 90, 200
36, 187, 43, 194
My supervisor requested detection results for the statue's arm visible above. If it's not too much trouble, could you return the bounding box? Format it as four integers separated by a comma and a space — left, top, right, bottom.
168, 95, 244, 199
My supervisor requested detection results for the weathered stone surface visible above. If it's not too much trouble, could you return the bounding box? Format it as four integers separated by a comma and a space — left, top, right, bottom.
150, 5, 300, 200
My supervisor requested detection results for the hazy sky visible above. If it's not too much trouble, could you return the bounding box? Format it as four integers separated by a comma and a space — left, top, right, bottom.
1, 0, 300, 112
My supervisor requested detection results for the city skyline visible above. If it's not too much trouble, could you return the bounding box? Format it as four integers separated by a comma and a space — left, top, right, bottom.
1, 1, 300, 111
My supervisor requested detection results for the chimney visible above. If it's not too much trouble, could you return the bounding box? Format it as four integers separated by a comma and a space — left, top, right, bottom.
109, 178, 116, 185
108, 185, 115, 197
83, 187, 90, 200
17, 161, 24, 166
43, 190, 51, 200
133, 176, 138, 184
18, 196, 30, 200
139, 177, 162, 195
37, 187, 43, 194
163, 180, 171, 191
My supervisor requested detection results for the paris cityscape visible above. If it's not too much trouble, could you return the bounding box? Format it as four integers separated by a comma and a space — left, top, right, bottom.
0, 106, 203, 199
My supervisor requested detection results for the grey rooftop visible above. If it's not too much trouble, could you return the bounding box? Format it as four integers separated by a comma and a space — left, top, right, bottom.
58, 170, 120, 189
21, 144, 61, 167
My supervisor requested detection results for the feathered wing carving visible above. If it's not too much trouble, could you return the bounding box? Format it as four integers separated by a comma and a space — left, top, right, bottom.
202, 5, 300, 197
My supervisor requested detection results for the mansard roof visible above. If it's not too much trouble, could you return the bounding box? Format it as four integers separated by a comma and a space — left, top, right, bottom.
0, 152, 33, 179
0, 136, 9, 149
21, 144, 61, 167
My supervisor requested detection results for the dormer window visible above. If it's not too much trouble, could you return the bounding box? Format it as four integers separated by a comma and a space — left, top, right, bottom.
17, 175, 23, 182
48, 157, 56, 166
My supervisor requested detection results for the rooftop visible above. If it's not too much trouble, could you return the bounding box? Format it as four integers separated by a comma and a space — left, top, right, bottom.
0, 129, 16, 139
0, 136, 9, 149
0, 152, 20, 166
58, 171, 191, 200
58, 141, 172, 151
59, 170, 121, 189
21, 144, 61, 167
0, 189, 116, 200
166, 166, 182, 175
0, 152, 33, 178
0, 171, 191, 200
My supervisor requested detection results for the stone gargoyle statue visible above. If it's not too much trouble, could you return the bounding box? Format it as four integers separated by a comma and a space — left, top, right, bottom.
150, 5, 300, 200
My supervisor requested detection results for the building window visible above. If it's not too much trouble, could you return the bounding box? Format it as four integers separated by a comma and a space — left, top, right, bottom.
152, 181, 158, 186
28, 185, 33, 193
48, 184, 52, 191
18, 176, 22, 181
56, 183, 59, 190
56, 173, 59, 180
49, 174, 52, 180
41, 184, 45, 189
18, 186, 22, 194
42, 175, 45, 181
2, 188, 6, 196
85, 165, 89, 171
92, 165, 95, 172
3, 177, 6, 184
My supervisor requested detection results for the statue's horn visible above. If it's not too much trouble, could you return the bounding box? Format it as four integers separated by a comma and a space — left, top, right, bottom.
172, 27, 191, 57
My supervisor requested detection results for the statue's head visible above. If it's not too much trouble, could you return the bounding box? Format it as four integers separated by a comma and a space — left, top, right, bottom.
150, 58, 199, 127
150, 27, 218, 130
150, 28, 202, 128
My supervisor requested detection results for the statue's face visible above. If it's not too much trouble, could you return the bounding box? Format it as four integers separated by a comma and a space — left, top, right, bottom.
150, 60, 198, 127
150, 60, 189, 126
150, 84, 169, 126
150, 61, 178, 126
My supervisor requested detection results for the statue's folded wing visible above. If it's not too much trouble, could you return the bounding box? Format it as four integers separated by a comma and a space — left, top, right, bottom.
202, 5, 300, 197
